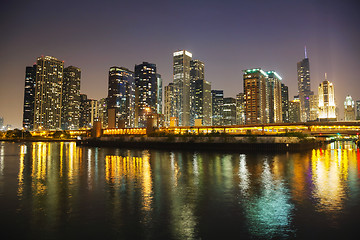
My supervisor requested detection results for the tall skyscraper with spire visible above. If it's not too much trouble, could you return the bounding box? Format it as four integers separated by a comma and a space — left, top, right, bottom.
297, 47, 312, 122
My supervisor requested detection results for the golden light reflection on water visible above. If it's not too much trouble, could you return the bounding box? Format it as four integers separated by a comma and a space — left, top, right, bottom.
310, 142, 358, 213
105, 151, 153, 211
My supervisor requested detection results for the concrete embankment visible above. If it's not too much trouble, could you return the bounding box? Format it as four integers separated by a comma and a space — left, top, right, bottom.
77, 136, 323, 152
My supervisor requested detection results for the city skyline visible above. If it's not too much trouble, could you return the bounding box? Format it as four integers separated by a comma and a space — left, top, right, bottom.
1, 0, 359, 127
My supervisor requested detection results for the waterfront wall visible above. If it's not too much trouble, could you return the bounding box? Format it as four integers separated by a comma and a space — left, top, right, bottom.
78, 136, 320, 152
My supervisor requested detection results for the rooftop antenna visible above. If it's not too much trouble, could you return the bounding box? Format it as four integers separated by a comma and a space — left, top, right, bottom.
325, 72, 327, 80
304, 46, 307, 59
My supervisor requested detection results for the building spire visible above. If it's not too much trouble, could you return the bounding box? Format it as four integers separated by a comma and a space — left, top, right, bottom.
325, 72, 327, 80
304, 46, 307, 59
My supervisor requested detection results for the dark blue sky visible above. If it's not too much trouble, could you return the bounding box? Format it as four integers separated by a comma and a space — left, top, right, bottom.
1, 0, 359, 127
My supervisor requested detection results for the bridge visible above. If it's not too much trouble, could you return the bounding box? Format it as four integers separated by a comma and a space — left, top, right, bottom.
28, 121, 360, 138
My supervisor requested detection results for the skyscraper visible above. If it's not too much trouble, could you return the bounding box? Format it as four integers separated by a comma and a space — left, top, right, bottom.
164, 83, 175, 126
192, 79, 211, 126
267, 71, 282, 123
223, 97, 236, 125
281, 83, 289, 123
156, 74, 163, 114
190, 59, 205, 125
173, 50, 192, 126
309, 94, 319, 121
356, 100, 360, 120
98, 98, 108, 128
289, 99, 301, 123
107, 67, 135, 128
243, 69, 268, 124
318, 75, 336, 121
79, 94, 98, 128
211, 90, 224, 126
134, 62, 158, 127
297, 48, 312, 122
61, 66, 81, 130
344, 95, 355, 121
0, 117, 3, 130
23, 64, 36, 130
236, 93, 245, 125
33, 56, 64, 130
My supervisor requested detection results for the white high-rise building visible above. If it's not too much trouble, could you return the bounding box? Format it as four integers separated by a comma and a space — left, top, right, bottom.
318, 74, 336, 121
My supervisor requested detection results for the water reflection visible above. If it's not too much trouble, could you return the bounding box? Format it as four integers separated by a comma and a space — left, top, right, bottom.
5, 141, 360, 239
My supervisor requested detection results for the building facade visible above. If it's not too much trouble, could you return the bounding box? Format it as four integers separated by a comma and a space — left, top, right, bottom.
243, 69, 268, 124
289, 99, 301, 123
297, 50, 312, 122
33, 56, 64, 130
23, 65, 36, 130
156, 74, 162, 114
173, 50, 192, 126
211, 90, 224, 126
61, 66, 81, 130
223, 97, 236, 125
236, 93, 245, 125
318, 77, 336, 121
356, 100, 360, 120
191, 79, 211, 126
107, 67, 135, 128
190, 59, 205, 125
281, 83, 289, 123
344, 95, 355, 121
164, 83, 175, 126
309, 94, 319, 121
134, 62, 158, 127
267, 71, 282, 123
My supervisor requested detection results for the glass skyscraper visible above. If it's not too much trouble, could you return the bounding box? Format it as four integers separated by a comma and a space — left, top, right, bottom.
173, 50, 192, 126
62, 66, 81, 130
107, 67, 135, 128
134, 62, 158, 127
23, 64, 36, 130
33, 56, 64, 130
297, 49, 312, 122
211, 90, 224, 126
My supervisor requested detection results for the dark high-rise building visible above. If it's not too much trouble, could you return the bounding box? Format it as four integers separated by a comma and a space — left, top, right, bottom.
211, 90, 224, 126
23, 65, 36, 130
107, 67, 135, 128
281, 83, 289, 123
190, 59, 205, 125
34, 56, 64, 130
297, 48, 311, 122
189, 59, 211, 126
356, 100, 360, 120
79, 94, 98, 128
173, 50, 192, 126
62, 66, 81, 130
223, 97, 236, 125
192, 79, 211, 126
156, 74, 163, 114
289, 99, 301, 123
98, 98, 108, 128
134, 62, 158, 127
236, 93, 245, 125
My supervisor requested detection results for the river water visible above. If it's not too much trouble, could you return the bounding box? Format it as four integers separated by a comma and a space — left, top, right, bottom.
0, 141, 359, 239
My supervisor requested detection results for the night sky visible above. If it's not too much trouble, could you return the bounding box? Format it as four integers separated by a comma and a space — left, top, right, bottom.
1, 0, 359, 128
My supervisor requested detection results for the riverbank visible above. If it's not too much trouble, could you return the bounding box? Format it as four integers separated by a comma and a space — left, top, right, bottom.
77, 136, 324, 152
